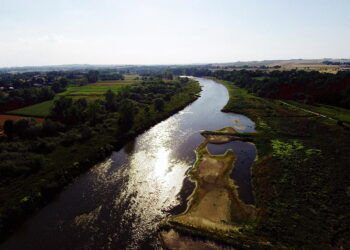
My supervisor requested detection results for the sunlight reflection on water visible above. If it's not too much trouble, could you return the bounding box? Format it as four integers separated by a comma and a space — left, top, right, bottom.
2, 77, 256, 250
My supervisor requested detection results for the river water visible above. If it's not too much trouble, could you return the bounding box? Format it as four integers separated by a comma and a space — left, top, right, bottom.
2, 78, 256, 250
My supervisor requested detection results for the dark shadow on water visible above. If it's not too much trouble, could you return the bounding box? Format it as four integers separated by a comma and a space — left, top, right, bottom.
207, 141, 256, 205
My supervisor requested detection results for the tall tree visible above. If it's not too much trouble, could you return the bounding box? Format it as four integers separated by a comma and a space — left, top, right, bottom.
87, 70, 99, 83
3, 120, 14, 139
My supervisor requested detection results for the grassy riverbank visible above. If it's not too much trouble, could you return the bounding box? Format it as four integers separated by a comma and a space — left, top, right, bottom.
215, 78, 350, 249
0, 79, 201, 243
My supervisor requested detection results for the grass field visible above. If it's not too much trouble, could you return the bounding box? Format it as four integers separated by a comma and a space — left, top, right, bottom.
7, 100, 54, 117
6, 75, 139, 117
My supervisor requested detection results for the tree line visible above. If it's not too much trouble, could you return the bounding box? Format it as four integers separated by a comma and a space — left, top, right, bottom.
171, 68, 350, 109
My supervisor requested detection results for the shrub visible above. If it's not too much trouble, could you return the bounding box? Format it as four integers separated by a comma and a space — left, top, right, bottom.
61, 132, 80, 146
80, 126, 93, 141
154, 98, 164, 111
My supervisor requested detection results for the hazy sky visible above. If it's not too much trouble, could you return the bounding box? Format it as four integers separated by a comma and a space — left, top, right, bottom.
0, 0, 349, 67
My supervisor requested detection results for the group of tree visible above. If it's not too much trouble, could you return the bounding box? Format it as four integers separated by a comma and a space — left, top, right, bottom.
3, 118, 64, 139
2, 77, 191, 143
99, 73, 124, 81
323, 61, 350, 66
0, 79, 68, 112
140, 71, 174, 80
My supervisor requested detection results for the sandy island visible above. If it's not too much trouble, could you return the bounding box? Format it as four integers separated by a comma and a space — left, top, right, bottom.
159, 127, 272, 249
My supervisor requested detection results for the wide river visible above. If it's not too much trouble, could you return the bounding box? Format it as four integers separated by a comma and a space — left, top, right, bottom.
2, 78, 256, 250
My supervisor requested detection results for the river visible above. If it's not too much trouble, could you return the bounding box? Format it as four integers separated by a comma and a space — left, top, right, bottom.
2, 77, 256, 250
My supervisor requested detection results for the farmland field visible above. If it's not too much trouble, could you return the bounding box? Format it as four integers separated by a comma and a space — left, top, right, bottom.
58, 84, 125, 100
6, 75, 137, 117
6, 100, 54, 117
93, 74, 141, 85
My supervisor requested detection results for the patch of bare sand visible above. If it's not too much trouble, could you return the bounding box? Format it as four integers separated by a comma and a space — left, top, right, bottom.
203, 127, 239, 144
197, 156, 224, 183
188, 187, 231, 223
160, 229, 232, 250
206, 134, 238, 144
233, 125, 246, 130
218, 127, 237, 133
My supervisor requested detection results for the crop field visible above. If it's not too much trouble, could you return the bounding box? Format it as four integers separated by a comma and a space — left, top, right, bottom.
278, 63, 345, 73
58, 84, 125, 100
93, 74, 141, 85
6, 100, 54, 117
6, 75, 138, 117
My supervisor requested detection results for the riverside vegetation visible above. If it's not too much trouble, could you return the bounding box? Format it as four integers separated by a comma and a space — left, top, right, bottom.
0, 76, 201, 242
160, 72, 350, 249
215, 77, 350, 249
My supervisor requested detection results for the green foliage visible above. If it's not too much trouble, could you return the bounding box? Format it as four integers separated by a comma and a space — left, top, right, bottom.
80, 126, 93, 141
271, 139, 304, 159
104, 89, 118, 111
86, 101, 106, 125
211, 69, 350, 109
52, 81, 65, 93
118, 99, 136, 131
41, 119, 64, 136
87, 70, 99, 83
154, 98, 164, 111
3, 120, 13, 138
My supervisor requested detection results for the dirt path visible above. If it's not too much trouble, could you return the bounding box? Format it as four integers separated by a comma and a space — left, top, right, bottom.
280, 101, 336, 121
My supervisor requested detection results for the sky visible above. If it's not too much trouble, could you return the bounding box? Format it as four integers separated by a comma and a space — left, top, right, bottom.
0, 0, 349, 67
